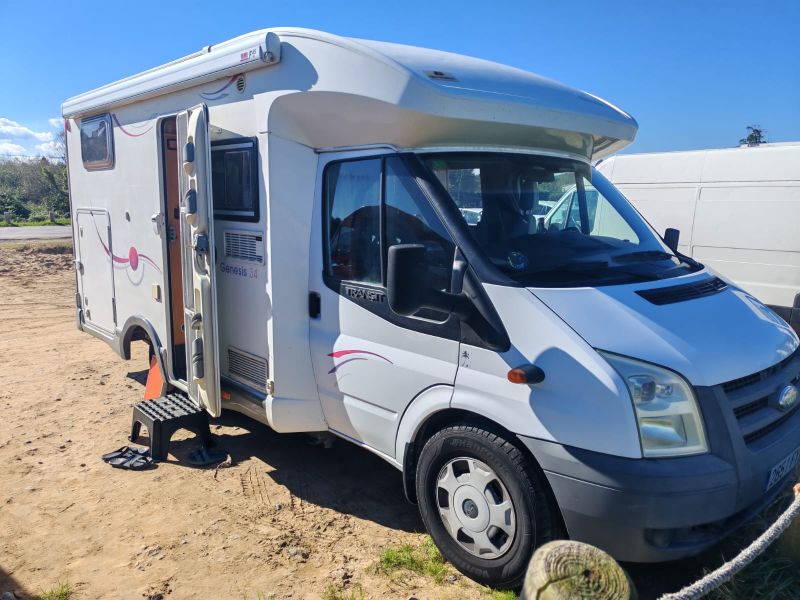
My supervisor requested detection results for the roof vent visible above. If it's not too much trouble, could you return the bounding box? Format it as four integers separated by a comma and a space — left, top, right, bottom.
425, 70, 457, 82
636, 277, 727, 306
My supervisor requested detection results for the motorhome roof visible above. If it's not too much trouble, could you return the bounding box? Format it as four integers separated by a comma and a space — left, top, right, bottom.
62, 28, 638, 160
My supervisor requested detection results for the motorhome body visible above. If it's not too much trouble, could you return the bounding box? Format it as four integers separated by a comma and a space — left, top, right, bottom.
63, 29, 800, 587
597, 143, 800, 333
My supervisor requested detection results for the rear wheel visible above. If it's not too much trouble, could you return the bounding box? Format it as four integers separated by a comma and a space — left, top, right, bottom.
415, 424, 560, 589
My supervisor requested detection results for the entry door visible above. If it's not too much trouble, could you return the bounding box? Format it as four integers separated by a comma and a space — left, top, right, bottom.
308, 154, 460, 458
75, 208, 116, 334
176, 104, 221, 417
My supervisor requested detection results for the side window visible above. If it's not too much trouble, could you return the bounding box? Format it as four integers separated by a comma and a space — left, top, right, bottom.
211, 140, 259, 221
384, 157, 454, 291
80, 114, 114, 170
325, 159, 382, 284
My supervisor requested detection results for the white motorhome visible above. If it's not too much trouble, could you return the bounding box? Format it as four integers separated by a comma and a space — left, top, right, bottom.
597, 143, 800, 333
63, 28, 800, 587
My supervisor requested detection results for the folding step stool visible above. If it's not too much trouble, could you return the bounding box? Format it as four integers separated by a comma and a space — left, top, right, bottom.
130, 393, 213, 461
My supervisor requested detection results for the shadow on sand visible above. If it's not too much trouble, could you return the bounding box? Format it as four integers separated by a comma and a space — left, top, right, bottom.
137, 410, 424, 535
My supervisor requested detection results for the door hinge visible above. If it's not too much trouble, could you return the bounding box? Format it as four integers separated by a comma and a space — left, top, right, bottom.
111, 297, 117, 324
267, 380, 275, 395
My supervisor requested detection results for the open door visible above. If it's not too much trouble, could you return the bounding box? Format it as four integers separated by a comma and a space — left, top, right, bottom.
176, 104, 221, 417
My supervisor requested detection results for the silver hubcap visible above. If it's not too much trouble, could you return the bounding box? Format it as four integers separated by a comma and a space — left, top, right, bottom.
435, 457, 516, 559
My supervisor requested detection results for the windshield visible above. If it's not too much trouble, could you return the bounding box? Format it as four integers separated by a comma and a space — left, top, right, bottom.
422, 152, 700, 287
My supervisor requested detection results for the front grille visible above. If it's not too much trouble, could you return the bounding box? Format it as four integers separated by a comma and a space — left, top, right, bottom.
721, 349, 800, 446
734, 397, 768, 419
744, 409, 798, 445
723, 351, 797, 394
636, 277, 727, 306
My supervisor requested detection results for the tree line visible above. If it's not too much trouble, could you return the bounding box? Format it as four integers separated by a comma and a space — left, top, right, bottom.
0, 132, 68, 221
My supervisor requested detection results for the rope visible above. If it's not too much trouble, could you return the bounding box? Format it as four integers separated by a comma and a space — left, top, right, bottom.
659, 483, 800, 600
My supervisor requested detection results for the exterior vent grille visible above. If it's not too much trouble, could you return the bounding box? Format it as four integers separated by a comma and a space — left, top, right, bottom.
636, 277, 727, 306
228, 347, 267, 390
224, 230, 264, 263
236, 74, 246, 93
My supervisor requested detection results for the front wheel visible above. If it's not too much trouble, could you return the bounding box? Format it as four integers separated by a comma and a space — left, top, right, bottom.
415, 424, 560, 589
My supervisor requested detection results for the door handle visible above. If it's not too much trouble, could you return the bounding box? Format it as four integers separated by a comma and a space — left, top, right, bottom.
308, 292, 321, 318
150, 212, 164, 236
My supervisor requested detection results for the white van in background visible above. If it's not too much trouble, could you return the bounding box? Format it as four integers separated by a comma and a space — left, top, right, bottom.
597, 143, 800, 332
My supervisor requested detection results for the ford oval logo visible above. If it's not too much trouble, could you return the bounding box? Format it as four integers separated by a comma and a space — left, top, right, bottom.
778, 384, 799, 411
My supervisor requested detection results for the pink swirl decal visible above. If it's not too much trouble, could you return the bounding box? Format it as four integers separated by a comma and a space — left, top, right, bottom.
92, 217, 161, 275
200, 74, 240, 101
327, 349, 392, 374
111, 113, 154, 137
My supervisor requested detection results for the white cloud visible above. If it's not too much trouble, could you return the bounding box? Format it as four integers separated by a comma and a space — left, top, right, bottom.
0, 139, 28, 155
35, 140, 61, 156
48, 118, 62, 129
0, 117, 54, 142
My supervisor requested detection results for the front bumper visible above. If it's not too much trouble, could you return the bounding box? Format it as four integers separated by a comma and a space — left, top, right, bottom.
518, 353, 800, 562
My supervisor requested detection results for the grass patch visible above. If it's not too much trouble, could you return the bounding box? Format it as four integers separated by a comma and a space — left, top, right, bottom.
321, 583, 364, 600
373, 536, 449, 584
488, 590, 517, 600
706, 467, 800, 600
37, 583, 72, 600
0, 218, 70, 227
709, 553, 800, 599
0, 239, 72, 252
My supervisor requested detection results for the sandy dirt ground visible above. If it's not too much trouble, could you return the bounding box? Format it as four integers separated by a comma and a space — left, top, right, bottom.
0, 243, 795, 600
0, 243, 503, 600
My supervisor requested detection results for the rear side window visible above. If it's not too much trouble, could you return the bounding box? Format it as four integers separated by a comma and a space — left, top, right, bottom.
211, 139, 259, 222
80, 114, 114, 170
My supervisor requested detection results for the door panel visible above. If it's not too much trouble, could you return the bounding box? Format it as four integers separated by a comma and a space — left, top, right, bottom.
176, 104, 221, 416
76, 209, 116, 334
308, 153, 460, 458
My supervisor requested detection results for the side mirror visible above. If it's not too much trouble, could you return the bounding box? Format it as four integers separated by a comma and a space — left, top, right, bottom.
387, 244, 430, 316
664, 228, 680, 253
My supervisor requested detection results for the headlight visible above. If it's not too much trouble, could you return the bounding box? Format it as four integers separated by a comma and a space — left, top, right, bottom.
599, 352, 708, 457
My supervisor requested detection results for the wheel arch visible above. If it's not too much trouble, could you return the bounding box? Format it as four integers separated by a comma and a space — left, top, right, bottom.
116, 315, 168, 383
400, 405, 554, 508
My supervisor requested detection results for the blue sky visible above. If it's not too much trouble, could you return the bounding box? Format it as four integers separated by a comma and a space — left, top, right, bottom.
1, 0, 798, 157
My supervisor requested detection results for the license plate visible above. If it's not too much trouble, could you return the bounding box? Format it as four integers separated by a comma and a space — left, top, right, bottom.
766, 447, 800, 491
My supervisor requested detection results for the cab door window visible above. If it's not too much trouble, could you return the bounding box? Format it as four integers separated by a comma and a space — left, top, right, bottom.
384, 157, 454, 291
324, 155, 455, 293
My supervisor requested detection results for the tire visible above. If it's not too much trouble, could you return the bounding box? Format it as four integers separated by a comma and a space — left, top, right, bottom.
415, 423, 560, 589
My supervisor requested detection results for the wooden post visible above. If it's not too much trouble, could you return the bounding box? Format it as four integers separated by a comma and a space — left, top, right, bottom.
3, 211, 10, 224
48, 210, 55, 223
522, 540, 635, 600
